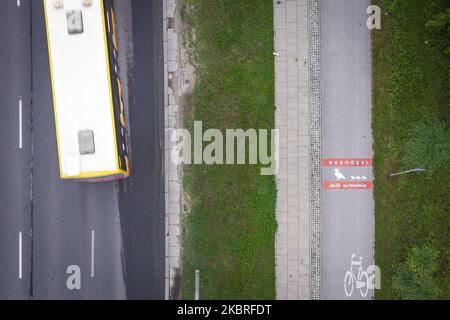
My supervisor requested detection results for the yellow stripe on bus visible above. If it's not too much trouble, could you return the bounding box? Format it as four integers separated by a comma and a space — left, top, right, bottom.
111, 8, 118, 50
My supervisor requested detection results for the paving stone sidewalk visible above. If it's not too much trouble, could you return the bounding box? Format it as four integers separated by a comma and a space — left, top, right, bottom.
274, 0, 312, 300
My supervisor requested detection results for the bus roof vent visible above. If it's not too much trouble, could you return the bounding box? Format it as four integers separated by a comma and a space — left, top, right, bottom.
83, 0, 93, 7
78, 130, 95, 155
52, 0, 64, 9
67, 10, 84, 35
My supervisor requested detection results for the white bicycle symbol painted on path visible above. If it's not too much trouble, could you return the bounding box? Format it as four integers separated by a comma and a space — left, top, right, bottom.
344, 254, 381, 298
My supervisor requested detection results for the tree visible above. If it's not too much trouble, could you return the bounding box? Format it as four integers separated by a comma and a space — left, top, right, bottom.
425, 8, 450, 55
402, 119, 450, 175
393, 245, 442, 300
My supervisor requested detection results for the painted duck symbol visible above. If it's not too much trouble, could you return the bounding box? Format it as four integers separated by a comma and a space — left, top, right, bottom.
334, 168, 346, 181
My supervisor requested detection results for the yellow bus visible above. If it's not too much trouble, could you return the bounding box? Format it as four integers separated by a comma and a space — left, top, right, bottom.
43, 0, 130, 181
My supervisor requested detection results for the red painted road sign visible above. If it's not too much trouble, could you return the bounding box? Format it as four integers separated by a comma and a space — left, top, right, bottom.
323, 181, 373, 190
322, 158, 372, 167
323, 158, 373, 190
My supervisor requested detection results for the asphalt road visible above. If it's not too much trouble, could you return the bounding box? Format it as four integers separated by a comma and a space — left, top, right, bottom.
0, 0, 32, 300
0, 0, 164, 299
321, 0, 374, 300
117, 0, 165, 300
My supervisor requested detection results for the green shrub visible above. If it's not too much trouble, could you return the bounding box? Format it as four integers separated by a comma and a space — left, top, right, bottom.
402, 119, 450, 175
393, 245, 442, 299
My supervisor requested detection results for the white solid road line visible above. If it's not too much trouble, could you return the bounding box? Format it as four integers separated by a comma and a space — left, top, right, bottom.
19, 99, 23, 149
17, 0, 21, 8
19, 231, 22, 279
91, 230, 95, 278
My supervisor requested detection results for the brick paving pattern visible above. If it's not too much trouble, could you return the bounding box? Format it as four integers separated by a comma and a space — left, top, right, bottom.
274, 0, 312, 300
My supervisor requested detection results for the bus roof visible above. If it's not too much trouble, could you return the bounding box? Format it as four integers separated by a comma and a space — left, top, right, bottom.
44, 0, 119, 179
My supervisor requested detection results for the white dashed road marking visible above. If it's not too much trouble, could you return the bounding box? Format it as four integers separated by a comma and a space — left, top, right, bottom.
90, 230, 95, 278
19, 99, 22, 149
19, 231, 22, 279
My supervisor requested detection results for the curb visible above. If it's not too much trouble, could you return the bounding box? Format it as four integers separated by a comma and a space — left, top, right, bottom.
163, 0, 183, 300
